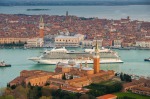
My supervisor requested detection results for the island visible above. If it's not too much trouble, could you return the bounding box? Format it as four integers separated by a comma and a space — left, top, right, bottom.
26, 9, 50, 11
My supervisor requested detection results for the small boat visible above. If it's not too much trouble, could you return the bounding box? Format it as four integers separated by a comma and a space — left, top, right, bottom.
144, 58, 150, 61
0, 61, 11, 67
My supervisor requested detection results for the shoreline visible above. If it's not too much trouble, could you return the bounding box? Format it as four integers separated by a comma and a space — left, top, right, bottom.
0, 46, 150, 50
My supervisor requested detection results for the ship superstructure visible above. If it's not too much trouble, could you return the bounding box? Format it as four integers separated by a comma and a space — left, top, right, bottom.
28, 47, 123, 64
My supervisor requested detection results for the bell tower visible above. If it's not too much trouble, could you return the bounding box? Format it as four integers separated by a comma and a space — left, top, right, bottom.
39, 16, 44, 38
93, 39, 100, 74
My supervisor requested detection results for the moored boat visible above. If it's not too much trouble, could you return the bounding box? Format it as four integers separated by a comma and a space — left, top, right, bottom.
0, 61, 11, 67
144, 58, 150, 61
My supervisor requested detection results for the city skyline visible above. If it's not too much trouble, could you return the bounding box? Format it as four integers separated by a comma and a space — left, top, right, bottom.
0, 0, 150, 98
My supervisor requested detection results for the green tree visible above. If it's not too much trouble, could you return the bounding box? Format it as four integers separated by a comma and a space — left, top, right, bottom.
122, 74, 132, 82
10, 85, 16, 90
0, 87, 5, 96
79, 94, 96, 99
27, 82, 32, 88
27, 86, 42, 99
120, 73, 124, 81
62, 73, 66, 80
87, 89, 104, 97
126, 74, 132, 82
45, 82, 50, 86
7, 83, 10, 88
75, 93, 82, 98
117, 96, 135, 99
0, 95, 14, 99
39, 96, 52, 99
42, 87, 52, 97
13, 85, 29, 99
5, 95, 14, 99
86, 81, 123, 97
21, 81, 26, 88
70, 75, 73, 79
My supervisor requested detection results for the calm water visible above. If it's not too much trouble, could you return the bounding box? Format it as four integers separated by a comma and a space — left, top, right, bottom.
0, 5, 150, 88
0, 5, 150, 21
0, 48, 150, 88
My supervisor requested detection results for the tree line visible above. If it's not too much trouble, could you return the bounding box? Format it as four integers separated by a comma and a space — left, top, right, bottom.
85, 81, 123, 97
119, 73, 132, 82
4, 82, 96, 99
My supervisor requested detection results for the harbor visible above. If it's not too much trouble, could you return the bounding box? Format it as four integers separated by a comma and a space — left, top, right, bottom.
0, 1, 150, 98
0, 48, 150, 88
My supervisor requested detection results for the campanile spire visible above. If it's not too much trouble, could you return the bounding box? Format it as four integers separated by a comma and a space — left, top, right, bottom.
39, 16, 44, 38
93, 32, 100, 74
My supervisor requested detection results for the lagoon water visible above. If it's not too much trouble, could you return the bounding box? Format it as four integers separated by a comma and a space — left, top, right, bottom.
0, 5, 150, 88
0, 5, 150, 21
0, 48, 150, 88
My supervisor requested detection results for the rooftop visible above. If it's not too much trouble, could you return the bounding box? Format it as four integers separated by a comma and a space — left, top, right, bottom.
55, 35, 77, 39
61, 86, 89, 94
96, 94, 117, 99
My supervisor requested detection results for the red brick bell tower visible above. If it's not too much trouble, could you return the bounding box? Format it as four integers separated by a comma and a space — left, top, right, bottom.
93, 40, 100, 74
39, 16, 44, 38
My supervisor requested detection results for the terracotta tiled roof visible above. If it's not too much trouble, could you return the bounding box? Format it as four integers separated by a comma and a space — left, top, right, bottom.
61, 86, 89, 93
96, 94, 117, 99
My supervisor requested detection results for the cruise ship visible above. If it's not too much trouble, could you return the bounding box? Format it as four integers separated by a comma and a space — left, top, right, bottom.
28, 47, 123, 64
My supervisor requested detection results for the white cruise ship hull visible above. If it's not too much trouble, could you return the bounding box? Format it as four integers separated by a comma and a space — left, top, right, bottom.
28, 57, 123, 64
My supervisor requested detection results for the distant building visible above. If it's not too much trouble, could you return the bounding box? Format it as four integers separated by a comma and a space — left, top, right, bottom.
82, 40, 93, 48
55, 34, 84, 47
121, 16, 130, 24
113, 39, 122, 48
25, 38, 44, 48
121, 41, 133, 47
135, 40, 150, 48
9, 70, 62, 86
109, 26, 116, 32
81, 39, 103, 48
102, 39, 113, 47
25, 16, 45, 48
92, 39, 103, 47
0, 37, 28, 44
39, 16, 44, 38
